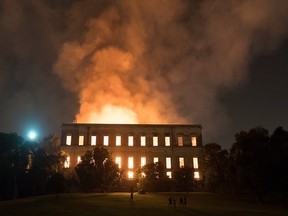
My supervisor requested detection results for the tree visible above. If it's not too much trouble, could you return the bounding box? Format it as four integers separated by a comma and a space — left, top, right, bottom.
0, 133, 30, 199
75, 147, 121, 192
230, 127, 270, 203
202, 143, 229, 192
39, 135, 61, 156
0, 133, 66, 199
137, 162, 171, 192
30, 148, 59, 195
47, 172, 66, 198
29, 136, 66, 196
173, 167, 194, 192
270, 127, 288, 201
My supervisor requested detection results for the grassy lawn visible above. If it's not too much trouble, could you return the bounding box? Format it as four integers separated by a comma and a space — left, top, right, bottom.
0, 192, 287, 216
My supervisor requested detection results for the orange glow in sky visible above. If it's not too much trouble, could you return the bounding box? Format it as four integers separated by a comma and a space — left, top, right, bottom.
76, 104, 139, 124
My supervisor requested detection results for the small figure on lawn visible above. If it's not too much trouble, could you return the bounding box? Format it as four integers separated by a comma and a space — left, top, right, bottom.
130, 192, 134, 205
183, 196, 187, 207
168, 196, 172, 207
179, 197, 183, 208
172, 196, 176, 208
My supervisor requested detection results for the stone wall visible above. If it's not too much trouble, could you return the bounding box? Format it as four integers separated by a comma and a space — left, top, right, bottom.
60, 123, 203, 179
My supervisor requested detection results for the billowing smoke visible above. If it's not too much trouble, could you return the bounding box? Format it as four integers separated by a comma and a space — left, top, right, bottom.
53, 0, 288, 140
1, 0, 287, 141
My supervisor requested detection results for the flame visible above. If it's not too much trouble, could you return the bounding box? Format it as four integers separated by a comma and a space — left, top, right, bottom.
53, 6, 188, 126
76, 104, 139, 124
52, 0, 288, 143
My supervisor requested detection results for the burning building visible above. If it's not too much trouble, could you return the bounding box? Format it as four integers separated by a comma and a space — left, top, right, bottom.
60, 123, 203, 180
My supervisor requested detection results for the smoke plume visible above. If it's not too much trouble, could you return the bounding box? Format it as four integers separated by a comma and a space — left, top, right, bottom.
53, 0, 288, 140
1, 0, 288, 142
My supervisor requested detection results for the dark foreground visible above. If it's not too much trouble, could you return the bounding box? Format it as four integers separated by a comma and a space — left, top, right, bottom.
0, 192, 287, 216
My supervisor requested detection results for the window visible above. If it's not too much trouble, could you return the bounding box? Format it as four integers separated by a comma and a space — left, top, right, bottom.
79, 135, 84, 146
166, 157, 171, 169
153, 136, 158, 146
66, 134, 72, 145
77, 156, 81, 164
153, 157, 159, 163
192, 136, 197, 146
179, 157, 185, 168
91, 136, 96, 146
103, 136, 109, 146
141, 136, 146, 146
103, 158, 108, 165
141, 157, 146, 167
116, 136, 121, 146
128, 171, 134, 179
64, 156, 70, 168
166, 171, 172, 179
115, 157, 121, 168
128, 157, 134, 169
194, 171, 200, 179
178, 136, 183, 146
128, 136, 133, 146
165, 136, 170, 146
27, 154, 32, 169
193, 157, 199, 169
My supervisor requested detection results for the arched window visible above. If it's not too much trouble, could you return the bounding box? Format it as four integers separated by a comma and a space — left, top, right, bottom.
191, 136, 197, 146
165, 136, 170, 146
116, 136, 121, 146
91, 135, 97, 146
140, 136, 146, 146
66, 133, 72, 145
153, 136, 158, 146
78, 134, 84, 146
64, 156, 70, 168
128, 136, 134, 146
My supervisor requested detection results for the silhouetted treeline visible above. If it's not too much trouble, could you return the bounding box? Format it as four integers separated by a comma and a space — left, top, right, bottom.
1, 126, 287, 203
136, 162, 198, 193
0, 133, 66, 200
201, 126, 288, 203
75, 147, 122, 192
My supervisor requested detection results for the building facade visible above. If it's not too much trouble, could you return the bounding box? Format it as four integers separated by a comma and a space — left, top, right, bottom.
60, 123, 203, 180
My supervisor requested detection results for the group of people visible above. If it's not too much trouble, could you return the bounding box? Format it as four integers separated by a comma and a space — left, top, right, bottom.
129, 192, 187, 208
168, 196, 187, 208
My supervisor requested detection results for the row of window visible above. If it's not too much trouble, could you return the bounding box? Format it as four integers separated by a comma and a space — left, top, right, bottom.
64, 156, 199, 170
66, 134, 197, 147
125, 170, 200, 179
64, 156, 200, 179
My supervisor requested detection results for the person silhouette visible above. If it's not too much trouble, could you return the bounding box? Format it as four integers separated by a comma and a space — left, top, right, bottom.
179, 197, 183, 208
168, 196, 172, 207
172, 196, 176, 208
130, 192, 134, 205
183, 196, 187, 207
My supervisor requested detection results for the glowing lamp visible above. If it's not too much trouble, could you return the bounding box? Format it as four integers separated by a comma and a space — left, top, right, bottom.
28, 131, 37, 140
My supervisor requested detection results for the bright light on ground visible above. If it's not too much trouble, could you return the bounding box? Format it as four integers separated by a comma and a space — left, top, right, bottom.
28, 131, 37, 140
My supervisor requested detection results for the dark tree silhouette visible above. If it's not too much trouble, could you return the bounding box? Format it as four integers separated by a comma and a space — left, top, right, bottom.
173, 167, 194, 191
202, 143, 229, 192
270, 127, 288, 202
0, 133, 66, 200
47, 172, 66, 198
0, 133, 30, 200
75, 147, 121, 192
137, 162, 170, 192
30, 147, 64, 195
230, 127, 270, 203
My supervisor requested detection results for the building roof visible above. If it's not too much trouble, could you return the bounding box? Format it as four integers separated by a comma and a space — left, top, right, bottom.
61, 123, 202, 128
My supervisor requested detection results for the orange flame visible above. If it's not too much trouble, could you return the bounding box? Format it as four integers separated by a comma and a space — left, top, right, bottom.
76, 104, 138, 124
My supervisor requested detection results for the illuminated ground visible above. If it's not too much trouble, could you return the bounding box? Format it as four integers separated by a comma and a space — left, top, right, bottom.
0, 193, 287, 216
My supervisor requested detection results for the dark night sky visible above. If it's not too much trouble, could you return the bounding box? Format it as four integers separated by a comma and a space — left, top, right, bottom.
219, 40, 288, 148
0, 0, 288, 149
